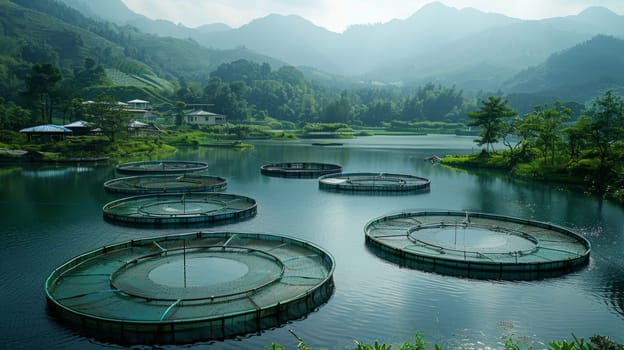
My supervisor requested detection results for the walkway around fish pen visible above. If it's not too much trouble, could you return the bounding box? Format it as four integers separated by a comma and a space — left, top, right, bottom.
319, 172, 430, 192
102, 192, 256, 226
260, 162, 342, 178
104, 174, 227, 194
116, 161, 209, 174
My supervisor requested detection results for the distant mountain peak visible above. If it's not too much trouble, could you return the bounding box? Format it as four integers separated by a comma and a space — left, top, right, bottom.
413, 1, 457, 16
245, 13, 326, 30
59, 0, 142, 24
241, 13, 334, 35
250, 13, 312, 25
421, 1, 452, 9
578, 6, 618, 16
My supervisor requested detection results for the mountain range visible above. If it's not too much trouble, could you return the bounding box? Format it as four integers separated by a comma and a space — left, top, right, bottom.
56, 0, 624, 96
8, 0, 624, 103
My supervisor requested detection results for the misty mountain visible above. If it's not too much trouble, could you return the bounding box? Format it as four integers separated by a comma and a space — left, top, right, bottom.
59, 0, 142, 24
333, 2, 519, 75
365, 6, 624, 89
368, 20, 592, 90
197, 2, 624, 85
56, 0, 624, 94
503, 35, 624, 102
543, 6, 624, 37
199, 14, 342, 73
125, 18, 230, 40
198, 2, 519, 76
58, 0, 230, 39
3, 0, 283, 100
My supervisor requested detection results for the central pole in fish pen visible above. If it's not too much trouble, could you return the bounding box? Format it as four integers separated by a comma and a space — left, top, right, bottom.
183, 239, 187, 288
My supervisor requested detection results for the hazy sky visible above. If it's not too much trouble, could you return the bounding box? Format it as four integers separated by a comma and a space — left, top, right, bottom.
121, 0, 624, 33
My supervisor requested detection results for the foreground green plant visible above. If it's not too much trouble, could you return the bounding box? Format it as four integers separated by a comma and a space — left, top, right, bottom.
267, 333, 623, 350
355, 340, 391, 350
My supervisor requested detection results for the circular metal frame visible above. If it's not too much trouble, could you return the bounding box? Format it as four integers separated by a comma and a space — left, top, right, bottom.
365, 210, 591, 280
319, 172, 430, 192
45, 232, 335, 345
102, 192, 256, 226
104, 174, 227, 194
116, 161, 209, 175
260, 162, 342, 178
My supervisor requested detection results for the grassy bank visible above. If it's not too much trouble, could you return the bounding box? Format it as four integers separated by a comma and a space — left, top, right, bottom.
442, 151, 623, 204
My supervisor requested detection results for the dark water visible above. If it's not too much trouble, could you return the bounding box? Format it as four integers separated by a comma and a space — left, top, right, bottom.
1, 135, 623, 350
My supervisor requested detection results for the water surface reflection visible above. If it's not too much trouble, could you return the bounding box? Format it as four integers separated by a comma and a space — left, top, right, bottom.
0, 135, 622, 349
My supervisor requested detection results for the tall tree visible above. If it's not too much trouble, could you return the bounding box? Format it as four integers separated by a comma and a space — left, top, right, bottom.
467, 96, 517, 153
175, 101, 186, 127
524, 102, 571, 165
73, 58, 108, 89
584, 91, 624, 172
322, 91, 352, 124
23, 63, 62, 124
85, 94, 132, 142
0, 98, 33, 130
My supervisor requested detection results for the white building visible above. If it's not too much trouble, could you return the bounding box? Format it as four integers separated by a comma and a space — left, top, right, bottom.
126, 99, 154, 122
185, 110, 226, 125
127, 99, 150, 110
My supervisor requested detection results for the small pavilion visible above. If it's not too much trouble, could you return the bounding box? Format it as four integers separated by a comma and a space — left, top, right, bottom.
19, 124, 72, 143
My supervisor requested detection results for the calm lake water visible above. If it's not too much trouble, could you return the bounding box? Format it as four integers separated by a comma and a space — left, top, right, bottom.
1, 135, 623, 349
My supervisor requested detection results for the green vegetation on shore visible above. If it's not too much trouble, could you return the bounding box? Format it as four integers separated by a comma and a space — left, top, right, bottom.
443, 91, 624, 204
0, 134, 176, 162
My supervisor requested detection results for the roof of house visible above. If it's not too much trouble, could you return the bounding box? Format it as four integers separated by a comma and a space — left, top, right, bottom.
186, 110, 222, 116
64, 120, 91, 128
20, 124, 72, 133
127, 99, 149, 104
129, 120, 148, 128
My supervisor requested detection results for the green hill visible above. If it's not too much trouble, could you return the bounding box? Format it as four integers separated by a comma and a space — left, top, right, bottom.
503, 35, 624, 102
0, 0, 282, 104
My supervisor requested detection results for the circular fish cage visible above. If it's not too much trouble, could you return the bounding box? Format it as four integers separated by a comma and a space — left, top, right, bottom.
45, 231, 335, 345
365, 210, 591, 280
102, 192, 256, 226
319, 172, 430, 192
260, 162, 342, 178
116, 161, 209, 175
104, 174, 227, 194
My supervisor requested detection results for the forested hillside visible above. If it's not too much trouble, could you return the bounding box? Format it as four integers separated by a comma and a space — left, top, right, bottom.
2, 0, 624, 133
504, 35, 624, 102
0, 0, 282, 104
0, 0, 479, 131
